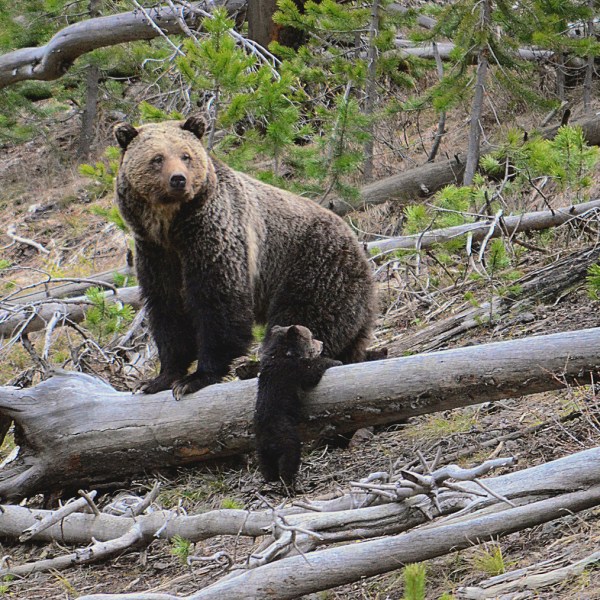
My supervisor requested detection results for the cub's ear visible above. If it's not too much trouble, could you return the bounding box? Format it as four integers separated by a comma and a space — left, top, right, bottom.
182, 114, 207, 140
114, 123, 139, 150
286, 325, 301, 339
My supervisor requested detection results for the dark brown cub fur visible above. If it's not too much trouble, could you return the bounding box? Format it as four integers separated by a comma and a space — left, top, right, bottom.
255, 325, 341, 483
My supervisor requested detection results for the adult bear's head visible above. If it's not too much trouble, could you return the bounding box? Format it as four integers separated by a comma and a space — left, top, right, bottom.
114, 115, 211, 205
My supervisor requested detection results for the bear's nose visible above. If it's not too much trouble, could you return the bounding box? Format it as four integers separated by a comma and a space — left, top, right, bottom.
170, 173, 187, 189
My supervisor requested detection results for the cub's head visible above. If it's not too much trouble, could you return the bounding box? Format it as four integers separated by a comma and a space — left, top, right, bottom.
261, 325, 323, 361
114, 115, 210, 205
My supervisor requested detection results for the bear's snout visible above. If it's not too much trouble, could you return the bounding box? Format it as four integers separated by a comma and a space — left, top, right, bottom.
170, 173, 187, 190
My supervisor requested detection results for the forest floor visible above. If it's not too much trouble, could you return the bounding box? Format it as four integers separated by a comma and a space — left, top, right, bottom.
1, 100, 600, 599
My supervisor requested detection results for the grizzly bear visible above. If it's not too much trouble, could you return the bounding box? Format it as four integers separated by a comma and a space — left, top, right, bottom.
114, 115, 375, 400
255, 324, 341, 483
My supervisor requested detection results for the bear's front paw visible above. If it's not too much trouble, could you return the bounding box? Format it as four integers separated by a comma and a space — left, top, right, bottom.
136, 373, 178, 395
172, 372, 220, 400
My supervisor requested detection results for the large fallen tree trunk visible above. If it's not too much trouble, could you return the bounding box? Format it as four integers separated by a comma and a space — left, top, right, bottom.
2, 327, 600, 501
328, 114, 600, 216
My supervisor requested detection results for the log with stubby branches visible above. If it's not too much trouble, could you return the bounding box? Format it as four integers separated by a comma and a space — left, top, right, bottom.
367, 198, 600, 254
3, 447, 598, 598
2, 327, 600, 501
0, 0, 245, 89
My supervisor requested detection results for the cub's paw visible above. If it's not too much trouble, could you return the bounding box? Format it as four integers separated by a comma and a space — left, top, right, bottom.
136, 373, 178, 395
172, 372, 220, 401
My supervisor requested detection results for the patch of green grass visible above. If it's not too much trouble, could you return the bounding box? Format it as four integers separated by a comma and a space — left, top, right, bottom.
170, 535, 192, 565
220, 497, 244, 509
406, 410, 478, 441
403, 563, 426, 600
470, 544, 510, 576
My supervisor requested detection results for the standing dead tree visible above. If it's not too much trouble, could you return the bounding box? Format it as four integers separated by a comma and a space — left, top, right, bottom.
2, 326, 600, 501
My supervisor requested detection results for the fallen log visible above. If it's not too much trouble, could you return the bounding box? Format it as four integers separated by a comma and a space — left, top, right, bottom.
3, 447, 600, 587
2, 327, 600, 501
47, 447, 600, 600
5, 265, 133, 305
366, 198, 600, 253
0, 285, 142, 338
328, 114, 600, 216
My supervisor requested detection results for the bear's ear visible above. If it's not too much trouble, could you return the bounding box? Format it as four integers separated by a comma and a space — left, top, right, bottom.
181, 114, 207, 140
114, 123, 139, 150
286, 325, 301, 339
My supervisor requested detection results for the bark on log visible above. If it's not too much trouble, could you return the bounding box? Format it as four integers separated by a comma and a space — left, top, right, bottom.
2, 327, 600, 501
0, 0, 245, 89
0, 286, 142, 338
327, 114, 600, 216
367, 199, 600, 254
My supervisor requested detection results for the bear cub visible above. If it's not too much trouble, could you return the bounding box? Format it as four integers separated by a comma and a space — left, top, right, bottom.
255, 325, 341, 484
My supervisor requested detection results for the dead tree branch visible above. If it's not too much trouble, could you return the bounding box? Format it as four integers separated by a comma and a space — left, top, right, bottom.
0, 0, 246, 89
367, 199, 600, 254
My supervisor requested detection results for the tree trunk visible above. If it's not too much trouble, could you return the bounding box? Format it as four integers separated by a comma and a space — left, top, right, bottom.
77, 64, 100, 160
2, 327, 600, 501
246, 0, 278, 48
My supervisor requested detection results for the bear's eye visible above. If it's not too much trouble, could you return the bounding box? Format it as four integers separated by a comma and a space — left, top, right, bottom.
181, 153, 191, 162
151, 155, 163, 166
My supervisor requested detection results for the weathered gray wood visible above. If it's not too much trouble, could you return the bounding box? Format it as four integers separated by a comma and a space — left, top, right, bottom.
367, 199, 600, 253
186, 484, 600, 600
6, 265, 132, 305
2, 327, 600, 501
0, 1, 246, 89
0, 286, 142, 338
3, 447, 599, 585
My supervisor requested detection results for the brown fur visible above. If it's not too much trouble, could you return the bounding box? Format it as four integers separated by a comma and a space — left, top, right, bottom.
114, 115, 376, 399
255, 325, 341, 483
